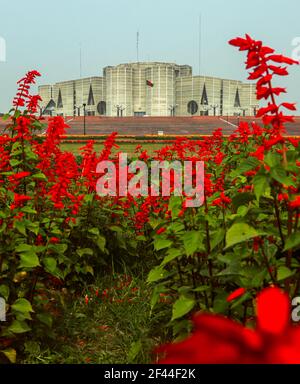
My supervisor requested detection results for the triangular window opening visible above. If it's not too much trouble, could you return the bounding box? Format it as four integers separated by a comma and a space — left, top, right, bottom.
200, 84, 208, 105
57, 89, 63, 108
234, 88, 241, 108
87, 84, 95, 106
44, 99, 56, 115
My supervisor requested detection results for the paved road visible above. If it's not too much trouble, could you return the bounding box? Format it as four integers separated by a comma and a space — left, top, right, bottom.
1, 116, 299, 136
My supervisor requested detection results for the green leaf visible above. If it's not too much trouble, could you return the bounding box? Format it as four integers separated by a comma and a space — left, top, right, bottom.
183, 231, 202, 256
213, 293, 229, 314
230, 157, 260, 178
252, 269, 268, 287
231, 193, 255, 209
225, 223, 261, 249
193, 285, 210, 293
37, 313, 53, 328
88, 228, 99, 236
168, 196, 182, 218
237, 206, 248, 217
84, 265, 94, 275
11, 141, 21, 152
147, 266, 168, 283
109, 226, 123, 233
32, 173, 47, 180
84, 194, 94, 203
168, 222, 185, 233
265, 152, 280, 168
0, 285, 9, 301
49, 243, 68, 254
43, 257, 57, 273
2, 348, 16, 363
14, 221, 27, 236
161, 248, 182, 266
148, 218, 161, 230
12, 298, 33, 314
19, 252, 40, 268
16, 244, 34, 253
150, 285, 164, 312
128, 340, 142, 363
21, 207, 37, 214
283, 232, 300, 252
253, 173, 269, 202
26, 222, 39, 235
171, 296, 195, 321
168, 196, 182, 211
271, 167, 294, 186
8, 320, 31, 334
154, 238, 173, 251
96, 236, 106, 252
277, 266, 294, 281
9, 159, 22, 167
211, 229, 225, 251
76, 248, 94, 257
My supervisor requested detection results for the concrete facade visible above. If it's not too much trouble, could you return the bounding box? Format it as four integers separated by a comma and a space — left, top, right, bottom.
39, 62, 258, 117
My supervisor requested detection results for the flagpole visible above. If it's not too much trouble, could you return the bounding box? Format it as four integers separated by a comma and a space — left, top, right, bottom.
198, 13, 202, 76
80, 44, 82, 79
137, 31, 139, 63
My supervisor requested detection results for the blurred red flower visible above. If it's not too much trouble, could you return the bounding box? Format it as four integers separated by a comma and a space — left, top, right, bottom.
157, 287, 300, 364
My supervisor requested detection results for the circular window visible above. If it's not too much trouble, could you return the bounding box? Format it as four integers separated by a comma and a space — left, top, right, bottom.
187, 100, 198, 115
97, 101, 106, 115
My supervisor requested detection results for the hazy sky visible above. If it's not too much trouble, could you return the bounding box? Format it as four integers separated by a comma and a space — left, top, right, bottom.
0, 0, 299, 112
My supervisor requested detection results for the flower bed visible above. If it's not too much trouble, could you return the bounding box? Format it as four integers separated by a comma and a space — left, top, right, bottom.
0, 34, 300, 364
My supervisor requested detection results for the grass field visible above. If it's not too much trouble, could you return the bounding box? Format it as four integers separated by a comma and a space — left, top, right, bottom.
21, 275, 169, 364
61, 142, 167, 156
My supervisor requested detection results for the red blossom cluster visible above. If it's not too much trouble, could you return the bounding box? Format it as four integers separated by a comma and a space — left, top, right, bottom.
13, 70, 42, 113
229, 34, 298, 135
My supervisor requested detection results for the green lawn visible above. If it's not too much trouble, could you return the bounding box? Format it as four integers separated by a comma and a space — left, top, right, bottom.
61, 142, 167, 156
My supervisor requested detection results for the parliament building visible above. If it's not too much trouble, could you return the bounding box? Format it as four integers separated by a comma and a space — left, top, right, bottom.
38, 62, 258, 117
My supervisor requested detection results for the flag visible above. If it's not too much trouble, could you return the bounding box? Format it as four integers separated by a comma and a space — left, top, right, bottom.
146, 80, 154, 87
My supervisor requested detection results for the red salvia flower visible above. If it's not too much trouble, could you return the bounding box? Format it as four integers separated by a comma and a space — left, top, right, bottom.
157, 287, 300, 364
227, 288, 247, 302
156, 227, 167, 235
229, 34, 299, 135
13, 70, 41, 112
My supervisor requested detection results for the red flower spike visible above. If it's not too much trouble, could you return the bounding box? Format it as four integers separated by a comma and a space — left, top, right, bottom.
156, 227, 167, 235
227, 288, 247, 302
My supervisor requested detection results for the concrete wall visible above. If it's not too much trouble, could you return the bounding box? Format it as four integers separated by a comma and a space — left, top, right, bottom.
39, 77, 105, 116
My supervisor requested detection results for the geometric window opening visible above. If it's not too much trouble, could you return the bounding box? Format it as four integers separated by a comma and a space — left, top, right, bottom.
57, 89, 63, 108
43, 99, 56, 115
200, 84, 209, 105
187, 100, 198, 115
97, 101, 106, 115
87, 84, 95, 106
234, 88, 241, 108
